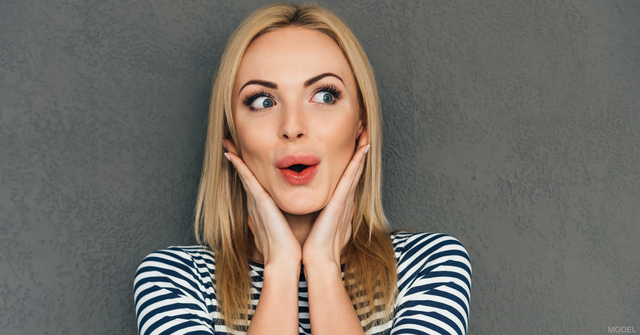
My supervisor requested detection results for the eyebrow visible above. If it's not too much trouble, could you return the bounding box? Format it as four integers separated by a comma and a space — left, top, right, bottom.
238, 80, 277, 96
304, 72, 344, 87
238, 72, 344, 97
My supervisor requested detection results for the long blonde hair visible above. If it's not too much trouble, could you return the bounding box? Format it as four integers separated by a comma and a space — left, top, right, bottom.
194, 3, 397, 331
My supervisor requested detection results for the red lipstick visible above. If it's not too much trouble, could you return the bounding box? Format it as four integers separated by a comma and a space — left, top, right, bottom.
276, 154, 320, 185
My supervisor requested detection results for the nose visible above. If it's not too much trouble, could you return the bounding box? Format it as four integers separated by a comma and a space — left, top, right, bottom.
279, 103, 307, 141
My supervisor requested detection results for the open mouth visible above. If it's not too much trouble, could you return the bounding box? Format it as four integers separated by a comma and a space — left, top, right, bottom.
275, 154, 320, 185
287, 164, 309, 173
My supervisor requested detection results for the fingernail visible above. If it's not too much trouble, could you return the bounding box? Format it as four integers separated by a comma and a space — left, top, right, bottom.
364, 144, 370, 155
224, 152, 231, 161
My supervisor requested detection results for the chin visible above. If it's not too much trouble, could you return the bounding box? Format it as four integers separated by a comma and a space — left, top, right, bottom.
275, 194, 326, 216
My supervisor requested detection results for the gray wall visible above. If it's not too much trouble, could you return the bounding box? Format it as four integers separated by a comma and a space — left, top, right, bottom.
1, 0, 638, 334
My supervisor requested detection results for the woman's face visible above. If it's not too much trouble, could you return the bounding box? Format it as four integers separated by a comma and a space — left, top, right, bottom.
231, 27, 364, 215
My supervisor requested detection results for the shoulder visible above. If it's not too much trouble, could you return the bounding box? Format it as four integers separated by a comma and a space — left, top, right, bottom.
391, 230, 471, 267
133, 246, 217, 334
134, 246, 215, 282
389, 231, 472, 334
133, 245, 216, 303
390, 231, 472, 291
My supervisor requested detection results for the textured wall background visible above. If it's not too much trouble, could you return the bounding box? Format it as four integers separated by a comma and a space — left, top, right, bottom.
1, 0, 638, 334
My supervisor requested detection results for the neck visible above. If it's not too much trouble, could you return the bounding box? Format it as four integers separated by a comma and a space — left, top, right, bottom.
282, 210, 320, 246
249, 210, 320, 264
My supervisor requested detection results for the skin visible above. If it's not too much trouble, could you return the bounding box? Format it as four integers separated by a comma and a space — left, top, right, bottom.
223, 27, 369, 334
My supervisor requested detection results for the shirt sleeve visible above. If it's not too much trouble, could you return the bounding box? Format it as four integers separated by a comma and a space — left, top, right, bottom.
133, 248, 216, 335
390, 233, 472, 335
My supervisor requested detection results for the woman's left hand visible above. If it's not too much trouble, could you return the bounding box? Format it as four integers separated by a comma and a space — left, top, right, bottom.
302, 128, 369, 268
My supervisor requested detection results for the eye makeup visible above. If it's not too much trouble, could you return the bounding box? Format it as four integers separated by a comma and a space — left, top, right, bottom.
242, 90, 276, 111
241, 83, 343, 111
312, 84, 341, 103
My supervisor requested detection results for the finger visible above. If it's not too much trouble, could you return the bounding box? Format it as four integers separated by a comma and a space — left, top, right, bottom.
222, 139, 257, 195
224, 149, 272, 202
222, 139, 251, 191
328, 140, 370, 207
223, 149, 250, 193
344, 138, 370, 191
348, 127, 369, 192
223, 138, 239, 156
349, 144, 367, 193
356, 127, 369, 150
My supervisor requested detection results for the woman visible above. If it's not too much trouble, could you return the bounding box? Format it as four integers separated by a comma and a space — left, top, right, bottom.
134, 3, 471, 335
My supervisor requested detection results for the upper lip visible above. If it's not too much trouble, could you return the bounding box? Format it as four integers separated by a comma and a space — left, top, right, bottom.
276, 153, 321, 169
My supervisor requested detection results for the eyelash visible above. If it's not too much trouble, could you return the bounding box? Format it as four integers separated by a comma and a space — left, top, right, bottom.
312, 84, 341, 103
242, 90, 275, 111
241, 84, 342, 111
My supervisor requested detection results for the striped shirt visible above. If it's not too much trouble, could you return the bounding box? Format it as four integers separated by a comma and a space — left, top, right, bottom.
134, 231, 472, 334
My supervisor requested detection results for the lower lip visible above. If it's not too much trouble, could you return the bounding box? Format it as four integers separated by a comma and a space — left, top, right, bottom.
278, 164, 319, 185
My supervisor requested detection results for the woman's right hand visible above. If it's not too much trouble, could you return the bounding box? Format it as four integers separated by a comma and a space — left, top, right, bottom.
223, 139, 302, 267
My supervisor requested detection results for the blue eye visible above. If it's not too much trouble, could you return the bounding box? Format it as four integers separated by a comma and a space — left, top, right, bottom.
244, 94, 276, 111
312, 92, 334, 103
311, 84, 341, 104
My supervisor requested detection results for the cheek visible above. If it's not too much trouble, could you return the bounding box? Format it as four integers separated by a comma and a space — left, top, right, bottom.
320, 117, 359, 181
235, 122, 270, 178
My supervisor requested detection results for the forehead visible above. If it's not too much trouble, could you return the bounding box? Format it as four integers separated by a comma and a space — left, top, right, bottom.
236, 27, 353, 87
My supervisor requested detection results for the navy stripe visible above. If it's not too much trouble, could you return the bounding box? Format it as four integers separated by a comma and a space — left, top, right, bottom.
392, 314, 455, 335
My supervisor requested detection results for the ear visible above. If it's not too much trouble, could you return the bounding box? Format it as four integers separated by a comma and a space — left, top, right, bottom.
224, 137, 241, 158
357, 119, 367, 139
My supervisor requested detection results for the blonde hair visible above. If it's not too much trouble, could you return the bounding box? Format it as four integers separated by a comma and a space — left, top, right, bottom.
194, 2, 397, 331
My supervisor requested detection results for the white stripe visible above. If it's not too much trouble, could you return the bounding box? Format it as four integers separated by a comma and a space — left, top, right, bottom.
397, 234, 451, 274
397, 295, 464, 333
438, 283, 470, 323
135, 265, 205, 303
139, 293, 210, 334
391, 313, 458, 335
